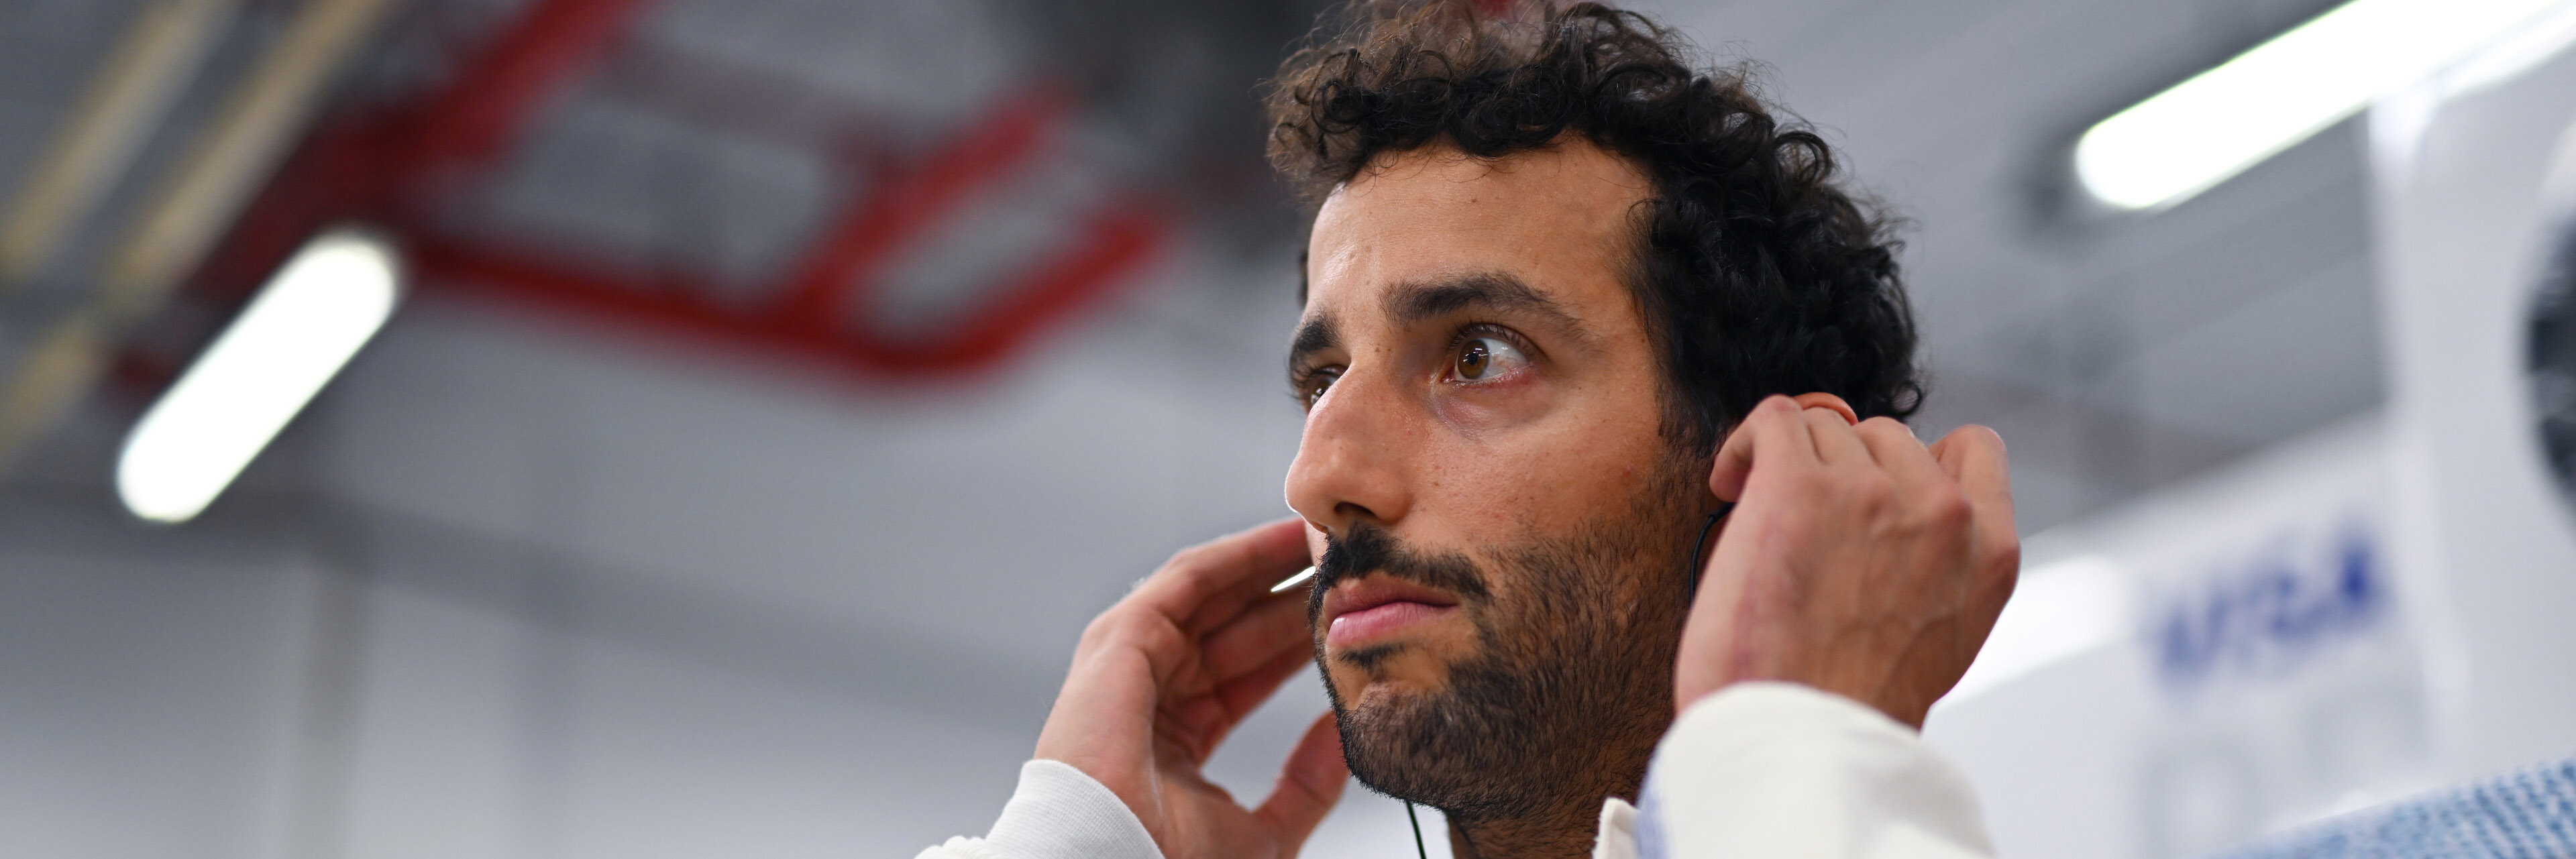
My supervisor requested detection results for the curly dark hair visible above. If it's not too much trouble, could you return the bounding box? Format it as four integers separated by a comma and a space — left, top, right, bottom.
1265, 0, 1923, 447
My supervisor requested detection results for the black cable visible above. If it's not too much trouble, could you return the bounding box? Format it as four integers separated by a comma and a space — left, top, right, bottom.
1405, 799, 1429, 859
1391, 502, 1733, 859
1684, 502, 1733, 602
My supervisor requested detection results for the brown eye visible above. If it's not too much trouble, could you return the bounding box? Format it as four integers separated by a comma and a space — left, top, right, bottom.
1301, 369, 1341, 408
1456, 342, 1489, 379
1452, 335, 1526, 381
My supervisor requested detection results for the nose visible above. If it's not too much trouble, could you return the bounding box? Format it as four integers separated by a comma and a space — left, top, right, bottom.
1285, 370, 1413, 538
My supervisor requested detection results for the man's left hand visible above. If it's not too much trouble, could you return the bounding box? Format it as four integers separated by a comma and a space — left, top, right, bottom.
1675, 394, 2020, 728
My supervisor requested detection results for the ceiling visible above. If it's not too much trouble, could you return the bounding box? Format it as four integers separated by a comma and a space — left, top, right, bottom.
0, 0, 2384, 528
0, 0, 2392, 693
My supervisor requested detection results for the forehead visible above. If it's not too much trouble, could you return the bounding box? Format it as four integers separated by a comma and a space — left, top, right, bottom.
1304, 141, 1652, 323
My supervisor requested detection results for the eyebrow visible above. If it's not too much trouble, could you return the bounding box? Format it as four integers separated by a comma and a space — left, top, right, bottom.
1383, 271, 1590, 335
1285, 270, 1593, 373
1289, 313, 1339, 365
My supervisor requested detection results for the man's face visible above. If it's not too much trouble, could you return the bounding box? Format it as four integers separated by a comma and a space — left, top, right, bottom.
1284, 140, 1708, 818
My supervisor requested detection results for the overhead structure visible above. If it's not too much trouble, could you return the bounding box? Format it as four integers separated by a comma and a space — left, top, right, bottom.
0, 0, 1187, 518
0, 0, 401, 467
0, 0, 243, 289
2075, 0, 2569, 212
167, 0, 1171, 401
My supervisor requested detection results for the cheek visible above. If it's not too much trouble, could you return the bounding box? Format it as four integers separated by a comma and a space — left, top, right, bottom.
1456, 422, 1669, 536
1408, 439, 1568, 543
1418, 383, 1666, 531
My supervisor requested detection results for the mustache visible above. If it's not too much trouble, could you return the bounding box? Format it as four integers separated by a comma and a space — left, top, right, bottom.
1309, 522, 1493, 617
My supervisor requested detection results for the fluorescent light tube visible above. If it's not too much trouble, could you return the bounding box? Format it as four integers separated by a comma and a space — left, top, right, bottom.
117, 228, 400, 522
2076, 0, 2565, 211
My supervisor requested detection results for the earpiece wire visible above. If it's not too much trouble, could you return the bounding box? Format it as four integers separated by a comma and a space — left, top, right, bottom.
1685, 502, 1732, 599
1391, 501, 1732, 859
1405, 799, 1429, 859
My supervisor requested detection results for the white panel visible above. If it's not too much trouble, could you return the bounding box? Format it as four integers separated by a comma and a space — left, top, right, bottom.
0, 506, 323, 859
1925, 419, 2434, 859
2371, 36, 2576, 777
340, 583, 537, 859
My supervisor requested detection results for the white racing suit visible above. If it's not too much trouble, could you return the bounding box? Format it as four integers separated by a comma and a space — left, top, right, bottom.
916, 682, 1994, 859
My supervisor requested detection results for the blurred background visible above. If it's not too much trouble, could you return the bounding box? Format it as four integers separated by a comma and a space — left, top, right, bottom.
3, 0, 2574, 856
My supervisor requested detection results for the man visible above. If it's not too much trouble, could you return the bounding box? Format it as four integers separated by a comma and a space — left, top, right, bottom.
919, 2, 2019, 857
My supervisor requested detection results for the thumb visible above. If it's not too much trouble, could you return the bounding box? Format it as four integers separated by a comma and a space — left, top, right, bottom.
1255, 711, 1350, 848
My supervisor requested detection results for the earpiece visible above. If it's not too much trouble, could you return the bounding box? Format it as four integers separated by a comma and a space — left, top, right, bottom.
1391, 500, 1735, 859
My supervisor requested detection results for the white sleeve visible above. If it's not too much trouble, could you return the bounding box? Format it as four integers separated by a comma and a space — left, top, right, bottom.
1631, 682, 1994, 859
913, 760, 1165, 859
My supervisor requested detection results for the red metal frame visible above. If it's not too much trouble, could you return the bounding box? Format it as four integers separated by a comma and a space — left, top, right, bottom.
180, 0, 1169, 382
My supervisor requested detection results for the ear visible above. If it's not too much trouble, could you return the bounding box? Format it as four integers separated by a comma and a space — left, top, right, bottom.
1791, 392, 1859, 425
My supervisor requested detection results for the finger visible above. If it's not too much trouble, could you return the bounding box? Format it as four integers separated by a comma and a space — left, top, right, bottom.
1256, 711, 1350, 848
1792, 392, 1858, 425
1803, 404, 1872, 465
1855, 416, 1943, 488
1931, 425, 2019, 570
1709, 395, 1818, 501
1159, 644, 1316, 762
1154, 597, 1301, 707
1159, 595, 1311, 732
1130, 518, 1311, 634
1203, 646, 1319, 749
1929, 425, 2012, 522
1199, 592, 1315, 685
1177, 520, 1317, 634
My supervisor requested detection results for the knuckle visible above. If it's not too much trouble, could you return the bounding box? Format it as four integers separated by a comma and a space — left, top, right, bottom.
1921, 484, 1972, 526
1099, 606, 1150, 636
1986, 542, 2024, 579
1093, 609, 1179, 652
1158, 540, 1235, 581
1079, 608, 1128, 648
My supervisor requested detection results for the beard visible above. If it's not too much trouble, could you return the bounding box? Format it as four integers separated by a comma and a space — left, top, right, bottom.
1307, 453, 1705, 822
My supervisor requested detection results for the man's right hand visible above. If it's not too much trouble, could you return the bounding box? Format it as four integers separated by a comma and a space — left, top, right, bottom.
1032, 518, 1348, 859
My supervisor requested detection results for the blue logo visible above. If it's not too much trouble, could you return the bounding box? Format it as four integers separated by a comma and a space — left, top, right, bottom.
2153, 526, 2383, 691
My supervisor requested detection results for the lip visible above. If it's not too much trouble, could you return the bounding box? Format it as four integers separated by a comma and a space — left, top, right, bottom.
1321, 575, 1462, 648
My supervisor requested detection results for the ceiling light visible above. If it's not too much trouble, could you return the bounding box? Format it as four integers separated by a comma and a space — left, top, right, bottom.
2076, 0, 2565, 211
117, 228, 400, 522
